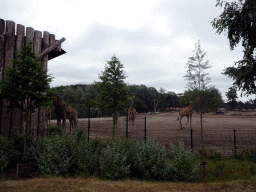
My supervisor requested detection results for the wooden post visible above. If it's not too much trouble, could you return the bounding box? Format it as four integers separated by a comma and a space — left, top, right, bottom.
5, 20, 15, 137
34, 30, 42, 138
13, 24, 25, 133
26, 27, 34, 46
41, 31, 50, 137
0, 19, 5, 136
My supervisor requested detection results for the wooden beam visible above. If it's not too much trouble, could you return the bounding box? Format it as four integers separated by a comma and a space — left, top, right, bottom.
38, 37, 65, 59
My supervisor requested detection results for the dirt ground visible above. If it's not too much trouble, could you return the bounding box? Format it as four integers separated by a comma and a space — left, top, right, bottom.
50, 111, 256, 156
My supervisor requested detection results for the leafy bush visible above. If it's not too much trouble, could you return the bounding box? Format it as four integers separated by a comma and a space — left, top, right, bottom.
134, 140, 171, 180
28, 133, 75, 175
169, 142, 197, 181
206, 149, 223, 162
0, 136, 10, 172
46, 126, 63, 136
100, 139, 171, 180
100, 140, 131, 179
74, 132, 102, 176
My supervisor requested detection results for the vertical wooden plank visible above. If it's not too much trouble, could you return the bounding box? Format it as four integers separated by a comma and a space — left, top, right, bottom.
34, 30, 42, 137
49, 34, 55, 46
13, 24, 25, 133
42, 31, 49, 70
41, 31, 49, 137
4, 20, 15, 69
33, 30, 42, 54
0, 19, 5, 79
0, 19, 5, 136
3, 20, 15, 137
15, 24, 25, 60
24, 27, 34, 136
26, 27, 34, 49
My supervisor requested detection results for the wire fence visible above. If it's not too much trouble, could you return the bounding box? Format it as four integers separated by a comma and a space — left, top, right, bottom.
83, 114, 256, 157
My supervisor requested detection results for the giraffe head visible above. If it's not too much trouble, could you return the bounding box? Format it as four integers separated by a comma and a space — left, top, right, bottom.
52, 92, 63, 106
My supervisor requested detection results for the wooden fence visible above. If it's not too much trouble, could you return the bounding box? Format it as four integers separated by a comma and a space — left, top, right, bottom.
0, 18, 66, 138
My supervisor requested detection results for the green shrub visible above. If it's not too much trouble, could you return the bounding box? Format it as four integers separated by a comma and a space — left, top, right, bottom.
169, 142, 197, 181
100, 140, 131, 179
135, 140, 171, 180
74, 135, 102, 176
46, 126, 63, 136
206, 149, 223, 162
0, 136, 10, 172
28, 134, 75, 175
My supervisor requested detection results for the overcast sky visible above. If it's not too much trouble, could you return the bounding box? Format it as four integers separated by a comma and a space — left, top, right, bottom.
1, 0, 255, 102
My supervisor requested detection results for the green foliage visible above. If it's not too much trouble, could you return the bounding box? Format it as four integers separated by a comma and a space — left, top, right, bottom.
226, 87, 238, 110
212, 0, 256, 95
97, 55, 130, 113
206, 149, 223, 163
97, 55, 130, 140
100, 140, 131, 179
183, 88, 224, 112
0, 41, 54, 113
169, 142, 197, 181
46, 126, 63, 136
100, 139, 171, 180
28, 134, 75, 175
0, 136, 10, 172
134, 140, 170, 180
74, 134, 102, 176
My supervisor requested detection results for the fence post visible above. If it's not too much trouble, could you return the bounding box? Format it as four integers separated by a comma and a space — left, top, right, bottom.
233, 129, 237, 156
191, 128, 193, 151
87, 105, 91, 143
126, 113, 129, 139
144, 117, 147, 142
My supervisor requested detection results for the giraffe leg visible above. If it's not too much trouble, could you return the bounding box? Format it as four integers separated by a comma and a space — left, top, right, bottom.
179, 116, 183, 129
184, 116, 189, 128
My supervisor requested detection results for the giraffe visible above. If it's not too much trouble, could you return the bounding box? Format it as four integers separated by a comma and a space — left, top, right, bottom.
128, 92, 137, 132
45, 106, 51, 128
52, 93, 79, 133
177, 96, 200, 129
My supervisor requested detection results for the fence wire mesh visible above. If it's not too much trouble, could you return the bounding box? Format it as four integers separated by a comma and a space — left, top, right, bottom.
51, 114, 256, 157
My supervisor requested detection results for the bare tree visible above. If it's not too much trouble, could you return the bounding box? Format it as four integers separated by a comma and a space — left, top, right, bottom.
184, 40, 212, 91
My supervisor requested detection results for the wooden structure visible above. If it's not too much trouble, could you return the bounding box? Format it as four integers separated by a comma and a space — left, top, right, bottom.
0, 19, 66, 138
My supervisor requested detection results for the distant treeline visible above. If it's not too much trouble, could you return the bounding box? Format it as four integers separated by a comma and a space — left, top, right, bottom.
52, 83, 180, 118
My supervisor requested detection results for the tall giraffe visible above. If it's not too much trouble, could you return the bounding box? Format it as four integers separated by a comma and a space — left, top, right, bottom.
177, 96, 200, 129
128, 92, 137, 132
52, 93, 79, 133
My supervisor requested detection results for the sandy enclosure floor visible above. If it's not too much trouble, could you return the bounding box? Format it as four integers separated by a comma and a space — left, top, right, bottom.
50, 112, 256, 156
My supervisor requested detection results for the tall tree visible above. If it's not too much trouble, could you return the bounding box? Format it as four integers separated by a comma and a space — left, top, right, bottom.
226, 86, 238, 110
97, 55, 130, 141
212, 0, 256, 95
184, 40, 212, 90
0, 41, 54, 155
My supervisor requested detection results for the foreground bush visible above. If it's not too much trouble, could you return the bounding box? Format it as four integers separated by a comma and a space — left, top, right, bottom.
100, 139, 171, 180
169, 142, 197, 181
28, 133, 75, 175
73, 131, 102, 176
135, 140, 171, 180
0, 136, 10, 172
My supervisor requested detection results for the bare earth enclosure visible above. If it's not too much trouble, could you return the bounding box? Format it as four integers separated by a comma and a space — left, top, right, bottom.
50, 112, 256, 156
